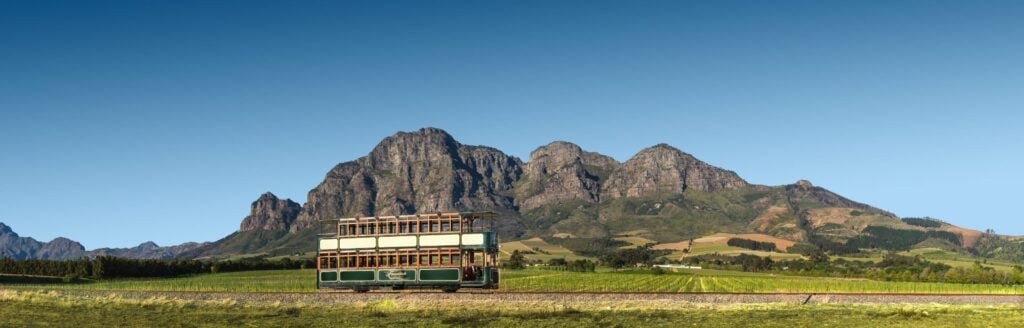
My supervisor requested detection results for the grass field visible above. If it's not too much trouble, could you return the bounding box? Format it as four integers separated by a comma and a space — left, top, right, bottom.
499, 237, 591, 262
3, 289, 1024, 327
7, 268, 1024, 295
501, 268, 1024, 294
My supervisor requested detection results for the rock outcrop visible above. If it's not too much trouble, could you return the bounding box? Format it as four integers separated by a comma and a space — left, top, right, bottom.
601, 144, 748, 199
292, 128, 523, 231
239, 192, 302, 232
514, 141, 620, 209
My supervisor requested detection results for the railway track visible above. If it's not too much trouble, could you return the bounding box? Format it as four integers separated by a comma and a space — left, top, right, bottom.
5, 286, 1024, 305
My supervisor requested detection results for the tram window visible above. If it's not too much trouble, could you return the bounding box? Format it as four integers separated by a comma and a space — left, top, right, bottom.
419, 255, 428, 265
441, 222, 450, 232
430, 222, 438, 232
452, 222, 460, 232
452, 254, 461, 264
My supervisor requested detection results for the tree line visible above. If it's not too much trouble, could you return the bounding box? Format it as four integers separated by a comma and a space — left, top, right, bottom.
680, 252, 1024, 285
846, 226, 961, 250
0, 256, 313, 280
902, 217, 944, 228
726, 238, 777, 252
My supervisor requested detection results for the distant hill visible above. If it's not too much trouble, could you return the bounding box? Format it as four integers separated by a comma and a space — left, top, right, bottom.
0, 222, 207, 260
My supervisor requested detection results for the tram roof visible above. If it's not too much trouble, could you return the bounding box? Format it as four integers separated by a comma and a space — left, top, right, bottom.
318, 211, 497, 223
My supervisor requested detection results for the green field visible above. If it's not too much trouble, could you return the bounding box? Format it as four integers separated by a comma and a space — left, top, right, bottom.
499, 238, 592, 262
3, 289, 1024, 327
7, 268, 1024, 294
501, 268, 1024, 294
6, 270, 315, 293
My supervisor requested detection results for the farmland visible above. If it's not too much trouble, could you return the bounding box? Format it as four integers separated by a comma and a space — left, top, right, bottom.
7, 268, 1024, 295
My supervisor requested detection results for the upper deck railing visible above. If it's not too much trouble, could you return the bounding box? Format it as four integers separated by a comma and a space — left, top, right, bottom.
318, 211, 496, 238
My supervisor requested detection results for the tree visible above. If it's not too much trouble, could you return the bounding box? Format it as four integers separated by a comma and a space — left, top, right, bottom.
504, 250, 526, 270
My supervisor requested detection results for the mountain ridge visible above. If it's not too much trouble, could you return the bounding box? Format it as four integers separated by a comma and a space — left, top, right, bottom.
186, 127, 989, 259
0, 222, 208, 260
2, 127, 997, 260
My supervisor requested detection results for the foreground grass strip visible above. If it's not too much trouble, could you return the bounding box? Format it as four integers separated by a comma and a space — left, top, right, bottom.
2, 289, 1024, 328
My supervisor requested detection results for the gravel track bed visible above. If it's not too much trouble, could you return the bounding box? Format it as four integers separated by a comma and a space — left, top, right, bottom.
29, 289, 1024, 306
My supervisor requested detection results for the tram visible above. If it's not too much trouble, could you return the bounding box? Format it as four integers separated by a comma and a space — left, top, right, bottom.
316, 211, 500, 292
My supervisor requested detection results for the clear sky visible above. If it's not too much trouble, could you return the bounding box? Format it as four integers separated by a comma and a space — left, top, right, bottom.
1, 1, 1022, 248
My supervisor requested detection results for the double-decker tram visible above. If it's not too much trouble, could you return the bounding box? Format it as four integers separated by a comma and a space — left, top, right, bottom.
316, 211, 499, 292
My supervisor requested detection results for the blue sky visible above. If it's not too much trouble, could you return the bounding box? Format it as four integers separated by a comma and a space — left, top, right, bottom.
1, 1, 1022, 248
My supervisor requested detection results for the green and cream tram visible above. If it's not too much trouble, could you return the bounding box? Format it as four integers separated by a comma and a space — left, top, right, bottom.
316, 211, 499, 292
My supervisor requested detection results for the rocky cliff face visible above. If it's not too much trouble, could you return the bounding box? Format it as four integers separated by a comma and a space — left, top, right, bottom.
514, 141, 620, 209
240, 192, 302, 232
292, 128, 522, 231
601, 144, 748, 199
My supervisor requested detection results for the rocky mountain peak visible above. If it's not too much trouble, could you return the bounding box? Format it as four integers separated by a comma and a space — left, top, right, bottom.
292, 128, 522, 231
0, 222, 14, 235
514, 141, 620, 209
239, 192, 302, 232
795, 179, 814, 188
601, 144, 748, 199
34, 237, 86, 260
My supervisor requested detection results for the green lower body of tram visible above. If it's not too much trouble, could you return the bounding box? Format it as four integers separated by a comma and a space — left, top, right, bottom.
318, 266, 498, 292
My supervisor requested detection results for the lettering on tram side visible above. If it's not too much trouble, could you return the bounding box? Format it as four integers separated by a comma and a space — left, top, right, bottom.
386, 269, 412, 280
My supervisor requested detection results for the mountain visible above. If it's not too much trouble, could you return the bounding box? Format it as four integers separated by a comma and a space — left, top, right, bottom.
0, 222, 207, 260
188, 127, 988, 260
513, 141, 619, 209
292, 127, 523, 231
240, 192, 302, 232
88, 241, 209, 260
0, 223, 85, 260
8, 127, 993, 260
602, 144, 748, 199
